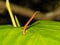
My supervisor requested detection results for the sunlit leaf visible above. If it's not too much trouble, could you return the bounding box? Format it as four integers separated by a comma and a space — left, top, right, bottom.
0, 20, 60, 45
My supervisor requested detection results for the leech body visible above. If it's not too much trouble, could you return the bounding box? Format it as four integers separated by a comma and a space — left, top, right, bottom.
22, 11, 39, 35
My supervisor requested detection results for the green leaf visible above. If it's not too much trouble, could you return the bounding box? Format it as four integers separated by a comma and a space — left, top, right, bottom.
0, 20, 60, 45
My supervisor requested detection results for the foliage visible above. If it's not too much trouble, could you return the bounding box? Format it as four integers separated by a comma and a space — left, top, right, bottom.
0, 20, 60, 45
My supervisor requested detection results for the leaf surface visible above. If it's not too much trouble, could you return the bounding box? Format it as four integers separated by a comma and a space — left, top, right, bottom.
0, 21, 60, 45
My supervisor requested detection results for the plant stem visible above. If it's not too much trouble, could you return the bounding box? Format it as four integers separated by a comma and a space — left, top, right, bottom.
6, 0, 17, 27
15, 15, 20, 27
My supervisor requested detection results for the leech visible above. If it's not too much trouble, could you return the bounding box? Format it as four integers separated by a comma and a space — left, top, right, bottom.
22, 11, 39, 35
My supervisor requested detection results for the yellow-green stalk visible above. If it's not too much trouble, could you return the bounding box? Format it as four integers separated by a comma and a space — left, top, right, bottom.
6, 0, 17, 27
15, 15, 20, 27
